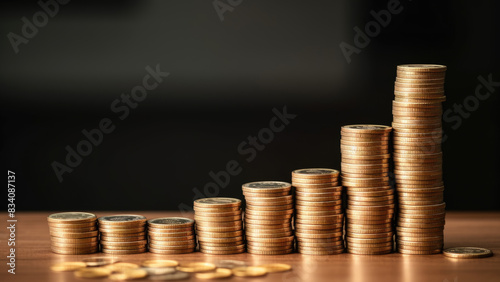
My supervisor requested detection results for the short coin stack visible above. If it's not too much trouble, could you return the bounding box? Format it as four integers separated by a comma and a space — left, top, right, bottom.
194, 198, 245, 254
48, 212, 98, 254
148, 217, 195, 254
341, 124, 394, 255
243, 181, 294, 255
292, 168, 344, 255
392, 64, 447, 254
98, 215, 147, 254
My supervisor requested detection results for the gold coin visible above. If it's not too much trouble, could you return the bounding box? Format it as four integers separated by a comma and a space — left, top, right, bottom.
193, 206, 240, 212
98, 215, 147, 225
74, 267, 112, 278
232, 266, 267, 277
242, 181, 292, 193
291, 168, 340, 179
147, 217, 194, 229
82, 257, 118, 267
50, 262, 87, 272
194, 197, 241, 208
195, 225, 241, 232
197, 236, 244, 243
177, 262, 216, 273
50, 230, 99, 239
109, 269, 148, 281
195, 268, 233, 279
398, 248, 441, 255
142, 260, 179, 268
48, 212, 97, 224
104, 262, 139, 271
442, 247, 493, 259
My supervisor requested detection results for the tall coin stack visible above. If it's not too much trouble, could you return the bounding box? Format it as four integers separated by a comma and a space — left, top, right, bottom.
243, 181, 294, 255
194, 198, 245, 254
148, 217, 195, 254
341, 125, 394, 255
98, 215, 147, 254
292, 168, 344, 255
392, 64, 447, 254
48, 212, 98, 254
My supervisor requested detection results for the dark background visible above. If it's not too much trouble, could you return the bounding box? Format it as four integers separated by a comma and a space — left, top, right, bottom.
1, 0, 499, 211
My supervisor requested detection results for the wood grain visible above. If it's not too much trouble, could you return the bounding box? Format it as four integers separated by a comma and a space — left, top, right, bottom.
1, 211, 499, 282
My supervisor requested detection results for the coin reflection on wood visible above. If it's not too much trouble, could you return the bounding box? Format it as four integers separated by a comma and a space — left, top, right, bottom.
392, 64, 447, 254
98, 214, 147, 254
292, 168, 344, 255
48, 212, 99, 254
194, 197, 245, 254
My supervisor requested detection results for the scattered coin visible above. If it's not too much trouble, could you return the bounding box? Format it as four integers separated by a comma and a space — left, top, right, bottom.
443, 247, 493, 259
82, 257, 118, 267
50, 262, 87, 272
142, 260, 179, 268
74, 267, 112, 278
213, 260, 247, 269
177, 262, 216, 273
149, 272, 190, 280
109, 269, 148, 280
195, 268, 232, 279
232, 266, 267, 277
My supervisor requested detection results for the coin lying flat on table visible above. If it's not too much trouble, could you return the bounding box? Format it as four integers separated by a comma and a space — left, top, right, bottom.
232, 266, 268, 277
50, 262, 87, 272
443, 247, 493, 259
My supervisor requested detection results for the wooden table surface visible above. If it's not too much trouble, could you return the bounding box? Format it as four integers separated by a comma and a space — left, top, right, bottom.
1, 211, 499, 282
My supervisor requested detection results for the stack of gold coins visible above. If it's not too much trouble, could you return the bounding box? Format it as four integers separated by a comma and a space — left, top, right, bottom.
48, 212, 98, 254
341, 124, 394, 255
243, 181, 294, 255
392, 64, 447, 254
147, 217, 195, 254
98, 215, 147, 254
194, 198, 244, 254
292, 168, 344, 255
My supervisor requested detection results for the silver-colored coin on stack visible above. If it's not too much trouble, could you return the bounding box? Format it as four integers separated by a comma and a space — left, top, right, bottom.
148, 217, 195, 254
292, 168, 344, 255
98, 215, 147, 254
243, 181, 294, 255
341, 124, 395, 255
194, 198, 245, 254
392, 64, 447, 254
48, 212, 98, 254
